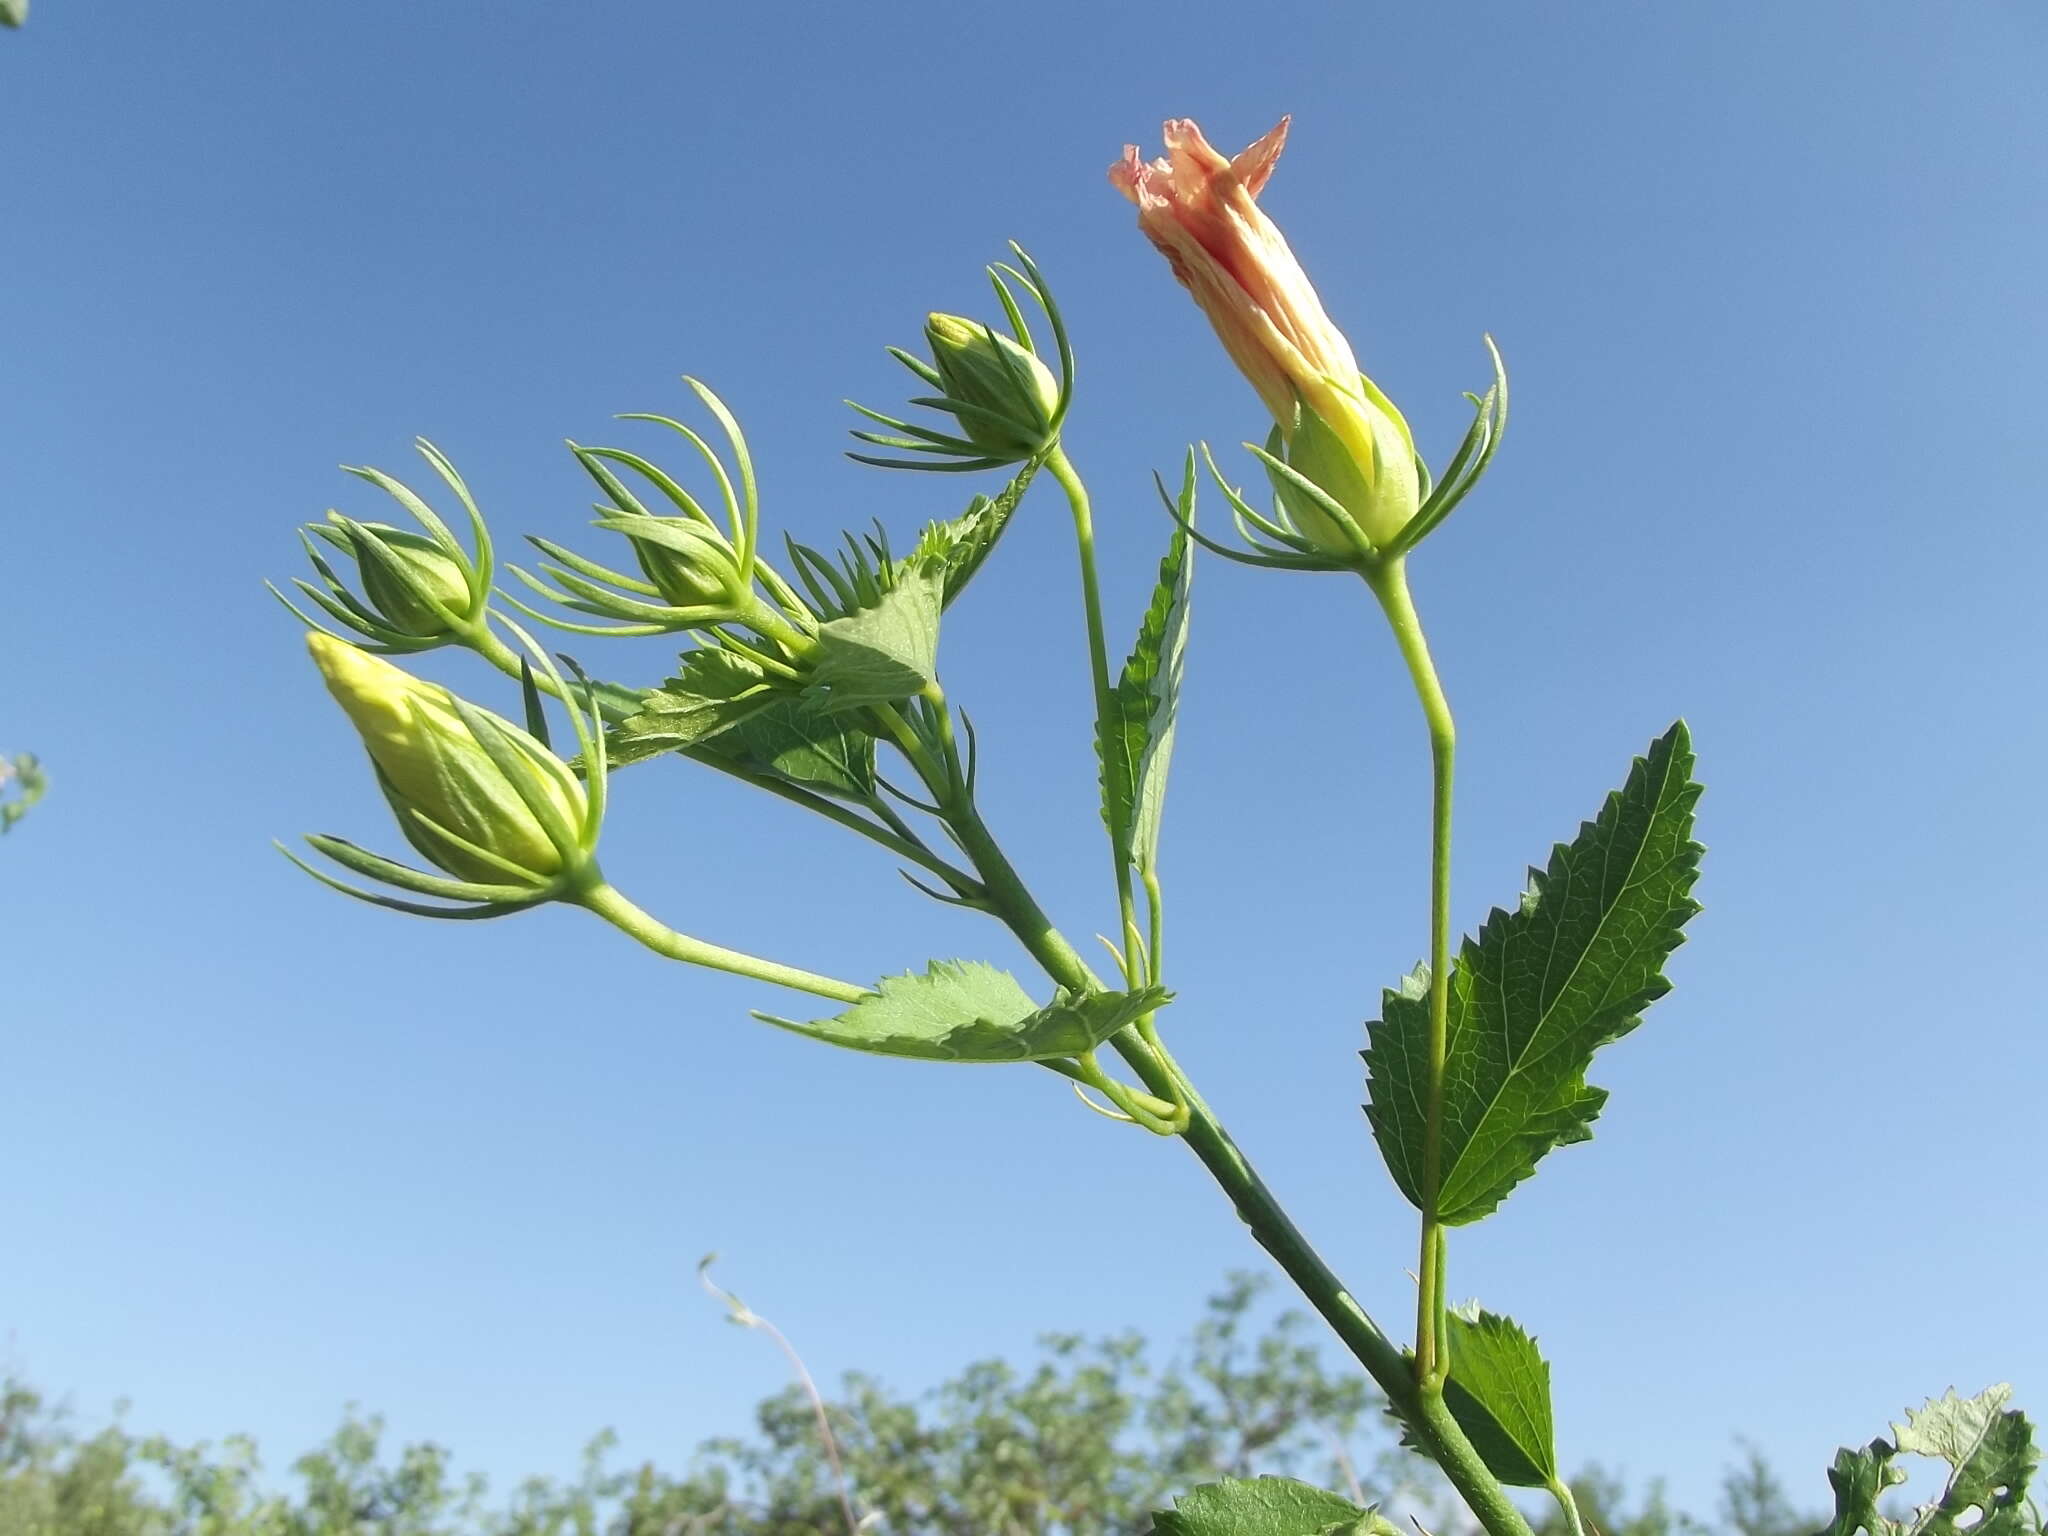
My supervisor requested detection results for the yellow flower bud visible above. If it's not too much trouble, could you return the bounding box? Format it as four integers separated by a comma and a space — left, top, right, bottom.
307, 633, 587, 883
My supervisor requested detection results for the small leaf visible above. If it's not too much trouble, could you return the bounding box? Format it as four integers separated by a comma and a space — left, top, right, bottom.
911, 459, 1039, 608
808, 569, 942, 711
755, 960, 1170, 1063
1365, 723, 1703, 1224
699, 695, 876, 799
0, 0, 26, 28
1151, 1476, 1381, 1536
1440, 1306, 1557, 1487
608, 650, 778, 768
1099, 462, 1194, 871
1823, 1442, 1909, 1536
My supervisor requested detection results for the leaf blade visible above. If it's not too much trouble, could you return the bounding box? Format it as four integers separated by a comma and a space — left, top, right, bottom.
808, 569, 942, 711
755, 960, 1170, 1064
1099, 461, 1195, 871
1441, 1306, 1557, 1487
1151, 1477, 1383, 1536
1365, 723, 1704, 1224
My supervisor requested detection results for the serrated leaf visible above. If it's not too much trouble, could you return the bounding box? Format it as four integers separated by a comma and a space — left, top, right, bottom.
1365, 722, 1703, 1224
1823, 1442, 1908, 1536
1821, 1387, 2039, 1536
755, 960, 1170, 1063
607, 650, 779, 768
697, 695, 875, 799
1100, 493, 1193, 874
1151, 1476, 1374, 1536
1895, 1387, 2038, 1536
910, 460, 1038, 608
1440, 1306, 1556, 1487
808, 569, 942, 711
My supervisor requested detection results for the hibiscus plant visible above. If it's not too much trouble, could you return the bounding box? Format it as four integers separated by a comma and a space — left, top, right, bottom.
274, 117, 2038, 1536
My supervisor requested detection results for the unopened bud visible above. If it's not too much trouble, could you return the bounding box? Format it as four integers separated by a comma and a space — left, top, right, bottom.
924, 313, 1061, 463
308, 633, 589, 884
318, 517, 479, 638
616, 517, 750, 612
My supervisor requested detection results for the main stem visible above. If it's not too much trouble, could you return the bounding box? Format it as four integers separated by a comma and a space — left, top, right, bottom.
1363, 557, 1457, 1387
926, 792, 1529, 1536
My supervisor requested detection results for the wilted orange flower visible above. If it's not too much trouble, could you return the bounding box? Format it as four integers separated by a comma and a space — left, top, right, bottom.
1111, 117, 1419, 551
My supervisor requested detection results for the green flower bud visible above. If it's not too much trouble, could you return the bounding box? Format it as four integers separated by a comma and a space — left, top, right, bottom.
924, 313, 1061, 463
1273, 377, 1421, 556
618, 517, 750, 612
316, 516, 479, 639
308, 632, 589, 884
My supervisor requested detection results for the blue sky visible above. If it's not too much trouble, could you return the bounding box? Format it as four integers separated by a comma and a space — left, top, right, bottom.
4, 0, 2044, 1521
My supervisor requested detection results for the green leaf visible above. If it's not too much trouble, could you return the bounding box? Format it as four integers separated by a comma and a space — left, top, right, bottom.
1440, 1305, 1557, 1487
697, 695, 876, 799
1895, 1387, 2038, 1536
807, 568, 942, 712
1821, 1386, 2038, 1536
755, 960, 1170, 1063
607, 650, 778, 768
911, 459, 1039, 608
1100, 465, 1195, 873
0, 0, 26, 29
1151, 1477, 1387, 1536
1364, 722, 1703, 1224
1823, 1442, 1909, 1536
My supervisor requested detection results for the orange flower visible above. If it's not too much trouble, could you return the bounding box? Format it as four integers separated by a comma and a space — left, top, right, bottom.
1112, 117, 1419, 552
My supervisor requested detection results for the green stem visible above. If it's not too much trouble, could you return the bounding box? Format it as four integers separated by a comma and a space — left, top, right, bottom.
889, 753, 1527, 1536
1047, 448, 1147, 986
1549, 1478, 1588, 1536
1362, 557, 1457, 1388
576, 878, 868, 1003
463, 622, 980, 893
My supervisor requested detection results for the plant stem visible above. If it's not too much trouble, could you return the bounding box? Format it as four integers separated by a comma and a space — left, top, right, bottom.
1047, 447, 1147, 985
844, 587, 1521, 1536
1362, 557, 1457, 1388
1550, 1477, 1588, 1536
575, 878, 869, 1003
911, 781, 1528, 1536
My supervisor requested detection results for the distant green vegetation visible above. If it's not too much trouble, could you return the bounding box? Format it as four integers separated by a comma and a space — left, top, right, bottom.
2, 753, 45, 835
0, 1278, 1812, 1536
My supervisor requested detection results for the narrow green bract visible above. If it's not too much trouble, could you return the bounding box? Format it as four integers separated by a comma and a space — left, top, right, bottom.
754, 960, 1170, 1063
1364, 722, 1703, 1224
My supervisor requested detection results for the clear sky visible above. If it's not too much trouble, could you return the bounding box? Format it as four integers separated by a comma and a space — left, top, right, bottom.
4, 0, 2044, 1522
